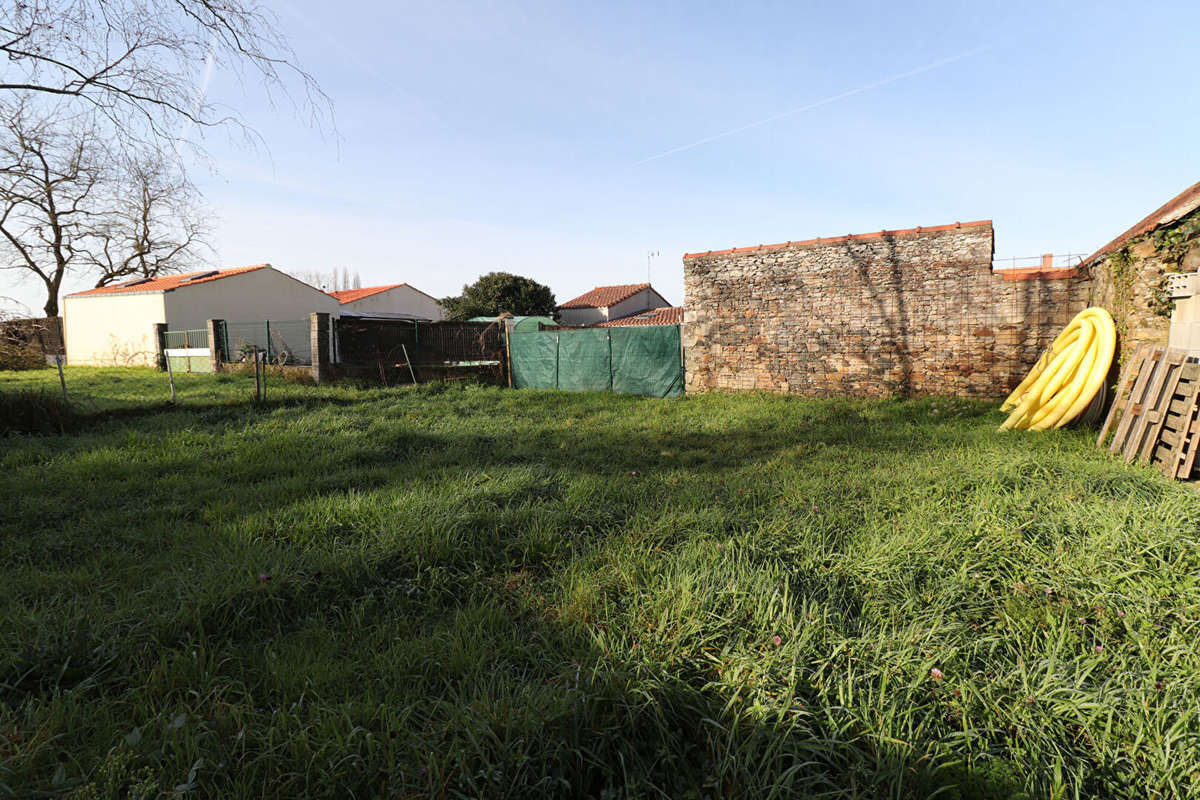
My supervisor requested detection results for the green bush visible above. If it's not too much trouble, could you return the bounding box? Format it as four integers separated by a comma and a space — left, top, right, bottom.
0, 389, 74, 434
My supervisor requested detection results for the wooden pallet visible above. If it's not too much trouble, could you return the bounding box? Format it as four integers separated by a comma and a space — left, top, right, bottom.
1098, 345, 1200, 479
1152, 362, 1200, 479
1097, 345, 1156, 449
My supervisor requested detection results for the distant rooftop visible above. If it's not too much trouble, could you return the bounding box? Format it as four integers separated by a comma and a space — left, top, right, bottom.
559, 283, 653, 309
596, 306, 684, 327
67, 265, 269, 297
328, 284, 407, 304
328, 283, 442, 305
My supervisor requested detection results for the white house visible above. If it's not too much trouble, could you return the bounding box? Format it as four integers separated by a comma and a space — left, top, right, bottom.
63, 264, 338, 365
556, 283, 672, 326
327, 283, 444, 320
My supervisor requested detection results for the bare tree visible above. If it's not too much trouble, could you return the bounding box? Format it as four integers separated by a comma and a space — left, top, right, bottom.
284, 267, 364, 293
0, 98, 210, 314
0, 101, 108, 316
0, 0, 331, 151
89, 153, 210, 287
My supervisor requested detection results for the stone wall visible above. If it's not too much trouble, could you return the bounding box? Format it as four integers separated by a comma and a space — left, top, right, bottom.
682, 222, 1091, 398
1084, 207, 1200, 358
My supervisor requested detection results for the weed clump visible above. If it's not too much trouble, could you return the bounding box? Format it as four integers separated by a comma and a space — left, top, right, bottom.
0, 389, 74, 434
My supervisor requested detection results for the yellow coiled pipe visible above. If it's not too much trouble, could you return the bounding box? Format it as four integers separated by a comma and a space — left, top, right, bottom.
999, 307, 1116, 431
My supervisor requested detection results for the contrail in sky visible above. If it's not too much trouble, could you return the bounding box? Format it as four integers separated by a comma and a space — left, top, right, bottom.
172, 34, 217, 159
633, 45, 990, 166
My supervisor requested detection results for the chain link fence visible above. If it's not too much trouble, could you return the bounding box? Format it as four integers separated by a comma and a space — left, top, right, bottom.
220, 320, 313, 366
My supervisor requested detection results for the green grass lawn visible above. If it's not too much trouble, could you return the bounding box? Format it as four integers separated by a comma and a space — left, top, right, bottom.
2, 367, 1199, 799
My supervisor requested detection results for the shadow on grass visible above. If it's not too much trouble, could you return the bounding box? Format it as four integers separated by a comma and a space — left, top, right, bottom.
1, 389, 1057, 797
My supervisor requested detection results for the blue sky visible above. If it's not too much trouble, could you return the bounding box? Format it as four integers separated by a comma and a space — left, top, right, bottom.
6, 0, 1199, 313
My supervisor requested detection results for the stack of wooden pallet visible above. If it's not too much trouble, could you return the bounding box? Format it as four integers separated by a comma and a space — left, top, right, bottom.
1097, 345, 1200, 479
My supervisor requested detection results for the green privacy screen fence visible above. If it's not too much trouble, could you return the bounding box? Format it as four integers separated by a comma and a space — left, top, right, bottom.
510, 325, 684, 397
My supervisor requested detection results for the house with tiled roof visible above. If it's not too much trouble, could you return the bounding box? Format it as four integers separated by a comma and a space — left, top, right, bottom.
557, 283, 672, 326
63, 265, 337, 366
327, 283, 444, 321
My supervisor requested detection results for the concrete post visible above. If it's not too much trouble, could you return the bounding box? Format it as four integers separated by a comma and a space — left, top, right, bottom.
206, 319, 224, 373
153, 322, 168, 370
310, 312, 331, 384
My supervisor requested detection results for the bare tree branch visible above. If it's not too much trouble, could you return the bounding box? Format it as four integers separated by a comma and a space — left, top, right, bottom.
0, 0, 333, 153
0, 98, 210, 315
87, 151, 211, 287
0, 99, 109, 315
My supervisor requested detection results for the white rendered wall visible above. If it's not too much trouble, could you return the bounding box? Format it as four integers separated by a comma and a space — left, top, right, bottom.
63, 292, 167, 365
606, 288, 671, 321
557, 306, 607, 326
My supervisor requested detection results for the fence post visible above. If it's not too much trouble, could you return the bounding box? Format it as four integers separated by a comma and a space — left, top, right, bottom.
153, 322, 168, 370
505, 326, 513, 388
310, 312, 331, 384
206, 319, 224, 373
607, 330, 614, 392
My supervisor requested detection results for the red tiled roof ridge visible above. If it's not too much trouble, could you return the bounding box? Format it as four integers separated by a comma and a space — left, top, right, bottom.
682, 220, 993, 260
1079, 181, 1200, 268
999, 266, 1082, 282
559, 283, 653, 309
66, 265, 270, 297
328, 283, 408, 304
596, 305, 684, 327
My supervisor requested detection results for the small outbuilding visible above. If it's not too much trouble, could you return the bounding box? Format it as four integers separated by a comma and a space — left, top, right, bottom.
468, 315, 556, 333
63, 264, 338, 366
556, 283, 672, 327
327, 284, 444, 320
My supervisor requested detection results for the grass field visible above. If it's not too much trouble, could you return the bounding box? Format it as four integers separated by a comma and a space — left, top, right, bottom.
2, 367, 1199, 799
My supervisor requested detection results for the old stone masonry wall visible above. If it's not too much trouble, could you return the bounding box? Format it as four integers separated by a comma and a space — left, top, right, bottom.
682, 222, 1091, 398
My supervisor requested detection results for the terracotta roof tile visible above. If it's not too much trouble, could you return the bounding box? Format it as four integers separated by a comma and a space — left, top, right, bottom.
1080, 181, 1200, 268
67, 265, 269, 297
682, 220, 992, 260
559, 283, 651, 309
328, 284, 407, 304
596, 306, 684, 327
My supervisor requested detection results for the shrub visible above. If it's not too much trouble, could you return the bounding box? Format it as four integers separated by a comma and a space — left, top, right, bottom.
0, 390, 74, 434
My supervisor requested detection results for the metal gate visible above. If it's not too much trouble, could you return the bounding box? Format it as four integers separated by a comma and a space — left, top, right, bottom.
163, 329, 211, 373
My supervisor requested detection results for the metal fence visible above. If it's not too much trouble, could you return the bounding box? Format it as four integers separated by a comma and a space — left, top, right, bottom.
991, 253, 1087, 271
334, 317, 417, 365
163, 329, 208, 349
416, 322, 505, 363
333, 319, 504, 366
162, 317, 503, 373
221, 320, 313, 366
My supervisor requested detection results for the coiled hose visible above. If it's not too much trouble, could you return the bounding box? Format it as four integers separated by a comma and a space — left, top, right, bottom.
999, 307, 1116, 431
